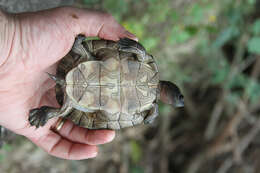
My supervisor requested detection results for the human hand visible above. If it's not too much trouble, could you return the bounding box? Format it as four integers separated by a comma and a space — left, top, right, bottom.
0, 7, 136, 160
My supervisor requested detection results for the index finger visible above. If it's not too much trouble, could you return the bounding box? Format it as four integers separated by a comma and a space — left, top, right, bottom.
59, 7, 138, 41
29, 131, 98, 160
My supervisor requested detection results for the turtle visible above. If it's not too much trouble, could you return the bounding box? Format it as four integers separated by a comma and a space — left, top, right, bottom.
28, 35, 184, 130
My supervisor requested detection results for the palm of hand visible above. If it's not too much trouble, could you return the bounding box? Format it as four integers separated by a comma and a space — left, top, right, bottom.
0, 7, 136, 159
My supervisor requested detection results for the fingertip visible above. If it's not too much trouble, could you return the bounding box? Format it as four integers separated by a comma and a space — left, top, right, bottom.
84, 145, 98, 158
92, 146, 98, 157
124, 31, 138, 41
105, 130, 116, 142
97, 130, 115, 143
67, 144, 98, 160
85, 130, 115, 145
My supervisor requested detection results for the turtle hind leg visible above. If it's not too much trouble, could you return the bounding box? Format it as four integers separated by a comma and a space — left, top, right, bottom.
118, 38, 153, 63
29, 106, 59, 128
29, 98, 74, 128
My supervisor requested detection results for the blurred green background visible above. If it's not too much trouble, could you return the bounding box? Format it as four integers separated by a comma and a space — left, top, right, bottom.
1, 0, 260, 173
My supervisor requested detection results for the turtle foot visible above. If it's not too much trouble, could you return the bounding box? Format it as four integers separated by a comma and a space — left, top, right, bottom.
118, 38, 145, 53
29, 106, 57, 128
118, 38, 154, 63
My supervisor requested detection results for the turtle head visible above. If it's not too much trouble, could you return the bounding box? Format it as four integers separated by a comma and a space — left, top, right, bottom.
159, 81, 184, 108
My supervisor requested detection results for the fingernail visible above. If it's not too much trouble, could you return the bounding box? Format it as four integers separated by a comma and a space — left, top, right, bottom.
106, 130, 115, 142
92, 151, 98, 158
89, 147, 98, 158
124, 31, 138, 41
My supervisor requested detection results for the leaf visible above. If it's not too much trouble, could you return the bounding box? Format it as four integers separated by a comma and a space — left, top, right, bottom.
185, 26, 199, 36
0, 154, 4, 162
245, 79, 260, 104
227, 9, 242, 25
168, 26, 192, 44
122, 20, 145, 39
2, 143, 12, 152
130, 166, 144, 173
189, 3, 205, 24
145, 0, 157, 4
104, 0, 128, 20
170, 10, 180, 22
83, 0, 100, 4
130, 141, 142, 163
85, 37, 100, 41
210, 58, 230, 84
205, 26, 218, 33
155, 4, 171, 22
213, 26, 239, 48
211, 67, 229, 84
248, 37, 260, 54
225, 74, 247, 89
252, 19, 260, 35
247, 0, 256, 5
226, 92, 240, 105
141, 37, 159, 51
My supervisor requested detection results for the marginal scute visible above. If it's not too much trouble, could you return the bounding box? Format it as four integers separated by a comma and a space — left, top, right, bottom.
79, 113, 93, 127
93, 121, 108, 129
107, 121, 120, 130
66, 109, 83, 124
120, 121, 133, 128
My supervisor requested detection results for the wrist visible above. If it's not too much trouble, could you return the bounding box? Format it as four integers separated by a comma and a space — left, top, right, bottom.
0, 10, 15, 67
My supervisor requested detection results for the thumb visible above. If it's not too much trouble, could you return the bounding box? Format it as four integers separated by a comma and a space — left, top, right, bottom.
10, 7, 137, 71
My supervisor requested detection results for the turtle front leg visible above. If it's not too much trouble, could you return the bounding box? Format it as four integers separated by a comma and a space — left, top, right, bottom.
143, 104, 159, 124
118, 38, 154, 63
71, 35, 95, 61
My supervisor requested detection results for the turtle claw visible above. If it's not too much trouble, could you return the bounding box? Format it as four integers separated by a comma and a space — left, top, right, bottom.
118, 38, 145, 54
29, 108, 48, 128
118, 38, 154, 63
118, 37, 143, 47
29, 106, 57, 128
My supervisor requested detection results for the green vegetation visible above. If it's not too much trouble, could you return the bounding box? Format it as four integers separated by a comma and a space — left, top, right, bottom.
83, 0, 260, 172
0, 143, 12, 162
2, 0, 260, 173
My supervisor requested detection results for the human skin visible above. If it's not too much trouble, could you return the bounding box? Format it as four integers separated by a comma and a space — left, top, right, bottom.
0, 7, 136, 160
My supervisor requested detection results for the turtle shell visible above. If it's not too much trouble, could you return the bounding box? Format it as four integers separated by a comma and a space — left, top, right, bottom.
56, 39, 159, 129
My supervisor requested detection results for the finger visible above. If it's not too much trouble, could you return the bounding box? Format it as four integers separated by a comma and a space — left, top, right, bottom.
61, 7, 137, 41
29, 131, 98, 160
56, 119, 115, 145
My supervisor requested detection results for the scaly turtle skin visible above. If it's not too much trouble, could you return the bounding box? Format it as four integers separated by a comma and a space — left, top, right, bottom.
29, 36, 184, 130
